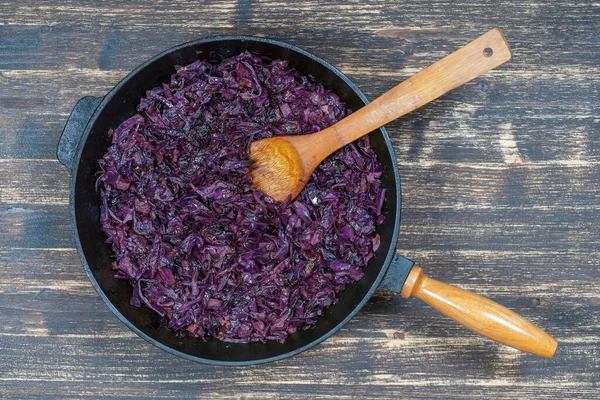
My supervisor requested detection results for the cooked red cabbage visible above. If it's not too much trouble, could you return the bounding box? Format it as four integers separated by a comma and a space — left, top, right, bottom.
97, 51, 386, 343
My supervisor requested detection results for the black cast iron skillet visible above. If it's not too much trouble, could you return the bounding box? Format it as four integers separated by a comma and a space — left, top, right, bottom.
57, 36, 555, 365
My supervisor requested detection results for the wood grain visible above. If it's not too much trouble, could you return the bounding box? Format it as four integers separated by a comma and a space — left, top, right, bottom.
1, 0, 599, 399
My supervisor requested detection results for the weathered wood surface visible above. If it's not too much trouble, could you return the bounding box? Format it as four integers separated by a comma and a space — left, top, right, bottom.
1, 0, 599, 398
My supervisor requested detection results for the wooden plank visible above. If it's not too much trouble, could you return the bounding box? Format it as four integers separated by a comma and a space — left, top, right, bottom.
2, 201, 600, 254
2, 66, 598, 161
0, 205, 72, 248
0, 161, 69, 205
1, 160, 599, 208
2, 61, 599, 158
0, 307, 597, 398
3, 247, 599, 303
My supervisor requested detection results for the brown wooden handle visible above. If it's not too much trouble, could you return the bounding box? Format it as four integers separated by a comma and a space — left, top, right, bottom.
401, 266, 558, 358
325, 28, 512, 150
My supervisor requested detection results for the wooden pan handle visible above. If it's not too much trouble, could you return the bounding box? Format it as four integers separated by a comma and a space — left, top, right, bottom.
327, 28, 512, 150
401, 266, 558, 358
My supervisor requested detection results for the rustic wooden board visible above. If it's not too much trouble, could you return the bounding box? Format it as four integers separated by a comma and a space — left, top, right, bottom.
1, 0, 599, 398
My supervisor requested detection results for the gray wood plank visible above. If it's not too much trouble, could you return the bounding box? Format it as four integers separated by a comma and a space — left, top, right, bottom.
1, 160, 599, 208
3, 200, 600, 254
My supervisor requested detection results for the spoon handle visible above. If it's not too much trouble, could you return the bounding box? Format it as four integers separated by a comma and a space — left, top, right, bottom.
326, 28, 512, 150
402, 266, 558, 358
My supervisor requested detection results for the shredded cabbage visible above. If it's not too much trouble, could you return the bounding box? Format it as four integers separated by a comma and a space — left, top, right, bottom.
97, 51, 385, 343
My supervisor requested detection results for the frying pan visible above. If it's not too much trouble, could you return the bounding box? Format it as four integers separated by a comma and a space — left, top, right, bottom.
57, 36, 556, 365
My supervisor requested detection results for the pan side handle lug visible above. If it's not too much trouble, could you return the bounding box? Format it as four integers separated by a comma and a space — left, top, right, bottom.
379, 253, 415, 292
57, 96, 103, 171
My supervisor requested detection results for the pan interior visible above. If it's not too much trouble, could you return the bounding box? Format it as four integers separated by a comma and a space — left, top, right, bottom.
73, 38, 399, 363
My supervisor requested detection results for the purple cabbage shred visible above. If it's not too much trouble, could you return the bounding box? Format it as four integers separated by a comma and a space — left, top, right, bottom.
97, 51, 386, 343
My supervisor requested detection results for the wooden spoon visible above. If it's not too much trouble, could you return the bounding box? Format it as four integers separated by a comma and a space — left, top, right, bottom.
249, 28, 512, 202
249, 30, 558, 357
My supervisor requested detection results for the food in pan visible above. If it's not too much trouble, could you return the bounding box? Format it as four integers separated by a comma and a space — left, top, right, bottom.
97, 51, 386, 343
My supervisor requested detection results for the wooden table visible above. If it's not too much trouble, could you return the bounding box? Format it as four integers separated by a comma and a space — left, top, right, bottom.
1, 1, 599, 398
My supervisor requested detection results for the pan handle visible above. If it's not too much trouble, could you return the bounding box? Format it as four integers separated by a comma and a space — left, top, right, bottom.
57, 96, 103, 170
380, 252, 557, 357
